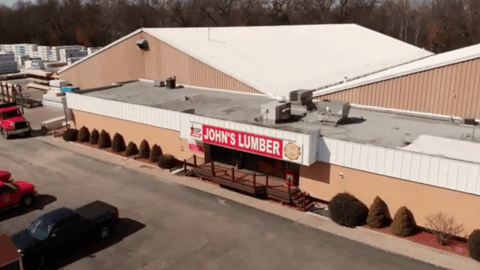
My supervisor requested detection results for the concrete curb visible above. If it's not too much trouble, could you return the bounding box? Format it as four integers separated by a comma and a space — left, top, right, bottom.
36, 136, 480, 270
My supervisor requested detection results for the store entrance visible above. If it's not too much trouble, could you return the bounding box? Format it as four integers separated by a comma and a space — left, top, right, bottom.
208, 144, 300, 185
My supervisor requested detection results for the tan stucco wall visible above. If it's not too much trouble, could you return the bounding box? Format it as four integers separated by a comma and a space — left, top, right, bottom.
71, 110, 203, 161
300, 162, 480, 235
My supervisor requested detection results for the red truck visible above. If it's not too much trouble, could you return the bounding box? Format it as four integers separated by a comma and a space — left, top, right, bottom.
0, 102, 31, 139
0, 170, 37, 209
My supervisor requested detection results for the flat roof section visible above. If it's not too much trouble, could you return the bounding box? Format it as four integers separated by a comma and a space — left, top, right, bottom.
82, 81, 477, 159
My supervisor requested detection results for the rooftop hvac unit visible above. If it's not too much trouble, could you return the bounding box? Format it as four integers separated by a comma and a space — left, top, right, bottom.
290, 90, 313, 106
259, 100, 291, 123
316, 100, 351, 123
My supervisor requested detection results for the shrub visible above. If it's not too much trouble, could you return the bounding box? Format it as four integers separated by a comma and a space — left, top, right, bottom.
98, 130, 112, 149
367, 196, 392, 228
426, 212, 464, 245
112, 133, 126, 152
89, 129, 99, 144
328, 193, 369, 228
125, 142, 139, 156
158, 154, 179, 169
391, 206, 417, 236
468, 230, 480, 261
62, 128, 78, 142
149, 144, 162, 163
138, 140, 150, 159
78, 126, 90, 142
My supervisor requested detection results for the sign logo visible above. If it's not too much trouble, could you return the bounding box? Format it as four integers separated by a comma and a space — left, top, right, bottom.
284, 142, 301, 160
190, 124, 202, 139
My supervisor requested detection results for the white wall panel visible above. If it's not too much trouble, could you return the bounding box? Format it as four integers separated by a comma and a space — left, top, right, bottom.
446, 161, 459, 190
351, 143, 361, 169
467, 166, 479, 193
368, 146, 377, 172
401, 152, 412, 179
392, 151, 403, 178
329, 139, 338, 165
384, 149, 394, 177
427, 158, 440, 186
359, 145, 369, 171
376, 148, 385, 175
320, 137, 480, 197
418, 156, 430, 184
337, 140, 345, 166
457, 164, 469, 192
344, 142, 353, 168
437, 160, 450, 188
409, 154, 421, 182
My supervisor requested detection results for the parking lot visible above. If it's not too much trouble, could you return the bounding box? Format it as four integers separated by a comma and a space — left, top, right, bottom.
0, 108, 447, 270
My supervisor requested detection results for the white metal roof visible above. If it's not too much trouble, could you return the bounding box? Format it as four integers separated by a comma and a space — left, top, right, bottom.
400, 135, 480, 164
314, 42, 480, 97
144, 25, 432, 98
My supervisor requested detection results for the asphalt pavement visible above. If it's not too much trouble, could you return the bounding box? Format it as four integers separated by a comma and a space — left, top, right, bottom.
0, 135, 450, 270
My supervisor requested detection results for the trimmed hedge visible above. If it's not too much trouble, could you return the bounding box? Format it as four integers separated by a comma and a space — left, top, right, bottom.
98, 130, 112, 149
125, 142, 139, 156
78, 126, 90, 142
367, 196, 392, 228
63, 129, 78, 142
149, 144, 162, 163
112, 133, 126, 152
158, 154, 178, 169
89, 129, 99, 144
468, 230, 480, 261
138, 140, 150, 159
391, 206, 417, 236
328, 193, 369, 228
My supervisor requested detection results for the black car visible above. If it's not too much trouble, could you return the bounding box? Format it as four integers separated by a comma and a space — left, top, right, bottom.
10, 201, 119, 269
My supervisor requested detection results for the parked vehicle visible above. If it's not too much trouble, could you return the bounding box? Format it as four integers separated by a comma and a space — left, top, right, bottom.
0, 233, 24, 270
0, 102, 31, 139
0, 172, 36, 210
10, 201, 119, 269
0, 170, 12, 182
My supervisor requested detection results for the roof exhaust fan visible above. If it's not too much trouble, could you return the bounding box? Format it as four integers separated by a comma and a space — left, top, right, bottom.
136, 39, 149, 50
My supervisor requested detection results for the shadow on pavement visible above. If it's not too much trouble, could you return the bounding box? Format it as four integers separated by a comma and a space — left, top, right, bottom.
0, 194, 57, 222
40, 218, 146, 270
9, 127, 49, 140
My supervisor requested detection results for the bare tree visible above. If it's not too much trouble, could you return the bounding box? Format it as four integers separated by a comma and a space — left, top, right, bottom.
463, 0, 480, 44
264, 0, 294, 25
334, 0, 376, 23
298, 0, 334, 24
426, 212, 465, 245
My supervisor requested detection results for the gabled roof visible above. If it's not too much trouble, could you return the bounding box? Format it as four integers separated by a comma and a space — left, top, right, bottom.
60, 25, 432, 98
144, 25, 432, 98
313, 43, 480, 97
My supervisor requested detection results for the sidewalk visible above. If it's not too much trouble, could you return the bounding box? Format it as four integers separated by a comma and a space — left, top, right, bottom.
37, 136, 480, 270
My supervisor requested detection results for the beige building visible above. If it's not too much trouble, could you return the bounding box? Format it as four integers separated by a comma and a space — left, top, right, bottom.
313, 43, 480, 119
59, 25, 480, 235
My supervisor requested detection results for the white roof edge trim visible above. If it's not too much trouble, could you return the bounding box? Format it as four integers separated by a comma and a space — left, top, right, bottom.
58, 28, 144, 74
142, 29, 268, 96
139, 78, 267, 97
180, 83, 269, 97
313, 51, 480, 98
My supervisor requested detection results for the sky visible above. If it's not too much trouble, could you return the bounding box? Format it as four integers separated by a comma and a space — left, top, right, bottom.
0, 0, 34, 7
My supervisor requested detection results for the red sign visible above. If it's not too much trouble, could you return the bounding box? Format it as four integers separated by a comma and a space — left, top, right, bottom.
188, 141, 204, 153
201, 124, 283, 159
